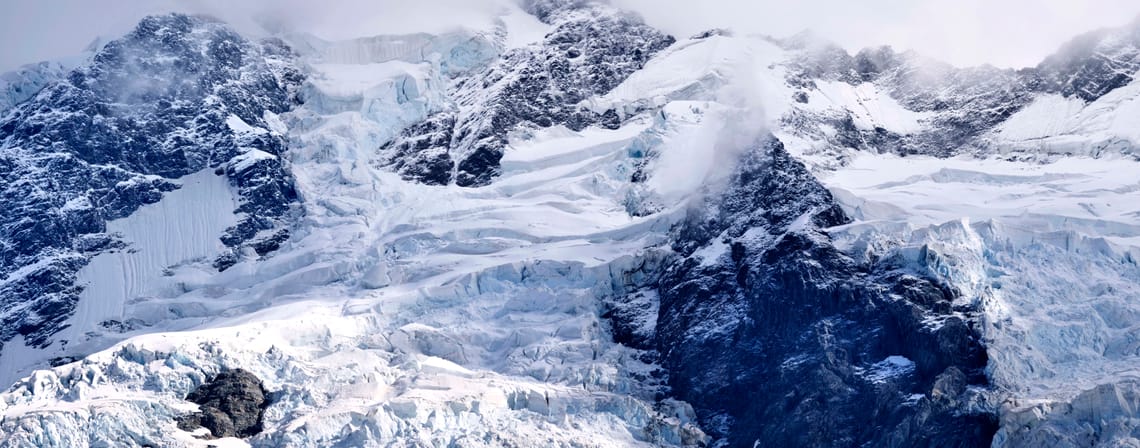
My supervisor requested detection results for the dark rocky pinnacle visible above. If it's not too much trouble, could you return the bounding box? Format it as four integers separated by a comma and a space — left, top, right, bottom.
177, 369, 271, 439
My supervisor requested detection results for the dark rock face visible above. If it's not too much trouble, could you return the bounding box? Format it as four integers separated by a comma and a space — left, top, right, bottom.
781, 42, 1034, 157
0, 14, 304, 352
641, 138, 995, 447
177, 369, 270, 438
1035, 19, 1140, 102
381, 1, 674, 187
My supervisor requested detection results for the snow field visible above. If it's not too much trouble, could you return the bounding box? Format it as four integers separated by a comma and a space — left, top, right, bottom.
990, 72, 1140, 157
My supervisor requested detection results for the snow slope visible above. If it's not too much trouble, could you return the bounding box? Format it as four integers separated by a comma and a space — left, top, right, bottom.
988, 74, 1140, 157
0, 170, 238, 388
808, 81, 932, 134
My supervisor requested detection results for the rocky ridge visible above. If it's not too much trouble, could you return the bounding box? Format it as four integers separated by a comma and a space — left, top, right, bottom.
0, 14, 304, 353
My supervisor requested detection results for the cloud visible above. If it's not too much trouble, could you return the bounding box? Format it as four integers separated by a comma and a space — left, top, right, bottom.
1, 0, 171, 71
0, 0, 508, 71
3, 0, 1139, 71
613, 0, 1140, 68
171, 0, 507, 39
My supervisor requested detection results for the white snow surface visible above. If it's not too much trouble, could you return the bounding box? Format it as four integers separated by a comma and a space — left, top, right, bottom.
808, 81, 932, 134
0, 170, 239, 388
824, 153, 1140, 249
862, 356, 917, 384
593, 35, 792, 119
495, 4, 552, 49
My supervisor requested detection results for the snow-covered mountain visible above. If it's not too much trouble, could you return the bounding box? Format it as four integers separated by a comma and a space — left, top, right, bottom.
1, 1, 1139, 447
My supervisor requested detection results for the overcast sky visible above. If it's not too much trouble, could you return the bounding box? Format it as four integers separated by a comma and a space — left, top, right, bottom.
618, 0, 1140, 68
3, 0, 1139, 72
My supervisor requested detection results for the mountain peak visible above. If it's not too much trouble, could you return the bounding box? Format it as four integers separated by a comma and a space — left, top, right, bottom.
1036, 17, 1140, 101
0, 11, 303, 362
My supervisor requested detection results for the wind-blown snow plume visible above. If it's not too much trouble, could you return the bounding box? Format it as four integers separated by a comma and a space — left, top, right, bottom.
613, 0, 1140, 67
644, 82, 768, 203
174, 0, 509, 38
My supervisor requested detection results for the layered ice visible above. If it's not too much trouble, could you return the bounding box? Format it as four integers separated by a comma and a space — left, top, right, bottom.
298, 60, 445, 148
0, 37, 105, 114
293, 31, 500, 77
0, 61, 71, 115
283, 0, 550, 79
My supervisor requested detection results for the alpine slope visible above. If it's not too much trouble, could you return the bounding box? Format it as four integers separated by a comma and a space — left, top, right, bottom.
1, 1, 1139, 447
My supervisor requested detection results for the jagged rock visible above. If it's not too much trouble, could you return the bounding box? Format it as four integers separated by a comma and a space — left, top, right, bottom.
648, 137, 995, 447
777, 17, 1140, 159
0, 13, 304, 353
381, 1, 674, 186
931, 367, 968, 401
1036, 18, 1140, 102
177, 369, 270, 439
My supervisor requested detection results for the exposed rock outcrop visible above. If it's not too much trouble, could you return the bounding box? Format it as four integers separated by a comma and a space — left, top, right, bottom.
177, 369, 270, 439
642, 138, 996, 447
381, 1, 674, 187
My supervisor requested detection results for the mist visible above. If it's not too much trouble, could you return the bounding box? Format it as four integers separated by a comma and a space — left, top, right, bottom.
616, 0, 1140, 68
4, 0, 1140, 71
0, 0, 508, 71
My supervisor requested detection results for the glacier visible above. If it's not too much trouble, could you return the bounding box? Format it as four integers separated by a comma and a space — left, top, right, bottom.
1, 1, 1140, 447
1, 5, 705, 446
